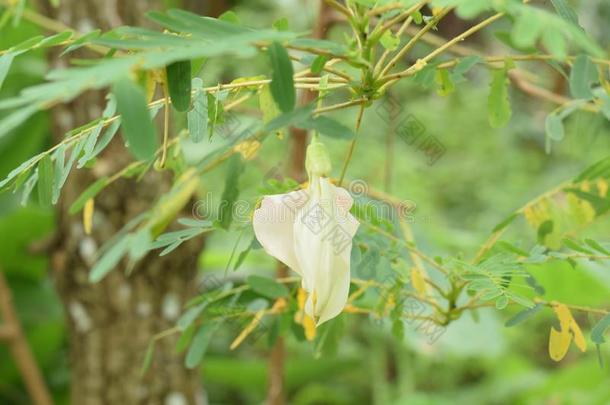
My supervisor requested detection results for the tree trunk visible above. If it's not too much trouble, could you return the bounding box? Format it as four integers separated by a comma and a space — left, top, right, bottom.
40, 1, 208, 403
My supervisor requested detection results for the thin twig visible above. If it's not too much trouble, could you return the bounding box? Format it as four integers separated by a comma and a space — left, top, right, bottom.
338, 102, 366, 186
0, 271, 53, 405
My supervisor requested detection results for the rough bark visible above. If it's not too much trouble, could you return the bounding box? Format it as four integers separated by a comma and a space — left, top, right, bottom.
39, 1, 208, 403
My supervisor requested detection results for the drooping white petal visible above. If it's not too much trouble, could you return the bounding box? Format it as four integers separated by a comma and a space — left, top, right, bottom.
253, 188, 309, 275
293, 177, 359, 325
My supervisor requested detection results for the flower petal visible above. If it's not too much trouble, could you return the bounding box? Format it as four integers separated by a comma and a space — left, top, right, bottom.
253, 188, 309, 275
294, 177, 359, 325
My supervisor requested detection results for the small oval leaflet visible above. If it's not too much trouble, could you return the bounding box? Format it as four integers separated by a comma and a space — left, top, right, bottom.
112, 76, 158, 161
267, 41, 295, 113
166, 60, 192, 112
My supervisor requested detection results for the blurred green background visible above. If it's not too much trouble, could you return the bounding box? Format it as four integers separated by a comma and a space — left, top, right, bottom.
1, 1, 610, 404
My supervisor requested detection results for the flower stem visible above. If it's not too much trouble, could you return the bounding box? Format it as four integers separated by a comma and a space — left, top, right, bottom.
338, 102, 366, 186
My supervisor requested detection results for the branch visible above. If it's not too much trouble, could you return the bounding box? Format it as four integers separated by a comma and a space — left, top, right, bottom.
0, 271, 53, 405
378, 7, 453, 78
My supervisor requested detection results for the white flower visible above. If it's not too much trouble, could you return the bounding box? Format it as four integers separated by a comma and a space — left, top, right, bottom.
252, 140, 359, 325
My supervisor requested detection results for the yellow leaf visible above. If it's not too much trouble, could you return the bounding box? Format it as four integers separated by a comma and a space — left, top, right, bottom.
259, 85, 284, 138
83, 198, 94, 235
523, 206, 540, 228
410, 267, 427, 296
552, 303, 572, 332
549, 326, 572, 361
145, 71, 157, 103
230, 309, 266, 350
149, 168, 199, 236
303, 314, 316, 341
571, 318, 587, 352
432, 7, 444, 17
234, 140, 261, 160
552, 303, 587, 355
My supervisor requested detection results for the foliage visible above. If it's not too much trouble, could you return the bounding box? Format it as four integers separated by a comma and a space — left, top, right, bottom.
1, 0, 610, 403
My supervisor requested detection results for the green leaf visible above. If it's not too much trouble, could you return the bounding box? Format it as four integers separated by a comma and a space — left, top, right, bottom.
60, 30, 101, 56
412, 63, 438, 89
140, 341, 155, 376
166, 60, 192, 112
537, 219, 554, 244
545, 113, 564, 141
574, 156, 610, 182
52, 136, 85, 204
218, 155, 244, 230
584, 238, 610, 256
267, 41, 295, 113
77, 121, 104, 168
188, 78, 207, 142
492, 212, 518, 233
511, 11, 542, 49
218, 10, 240, 25
453, 0, 489, 19
206, 92, 224, 139
175, 325, 195, 353
0, 52, 15, 91
185, 324, 216, 369
37, 155, 54, 207
435, 68, 455, 96
177, 302, 207, 331
68, 177, 110, 214
569, 54, 597, 99
273, 17, 289, 31
550, 0, 581, 29
495, 295, 509, 309
247, 275, 289, 299
11, 35, 44, 52
507, 292, 535, 308
89, 235, 130, 283
263, 104, 314, 134
0, 104, 39, 140
562, 237, 594, 254
591, 313, 610, 344
495, 241, 529, 257
450, 55, 481, 83
39, 31, 73, 47
505, 303, 543, 327
91, 120, 120, 158
379, 31, 399, 50
488, 66, 512, 128
112, 76, 158, 161
310, 55, 328, 75
297, 116, 355, 140
411, 10, 423, 24
542, 29, 567, 60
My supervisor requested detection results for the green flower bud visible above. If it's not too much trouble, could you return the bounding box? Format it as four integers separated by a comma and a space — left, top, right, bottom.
305, 137, 331, 177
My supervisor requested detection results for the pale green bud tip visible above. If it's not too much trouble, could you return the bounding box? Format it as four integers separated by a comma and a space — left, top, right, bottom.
305, 138, 331, 177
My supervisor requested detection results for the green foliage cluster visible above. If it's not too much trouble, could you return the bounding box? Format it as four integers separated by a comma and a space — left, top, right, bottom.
2, 0, 610, 403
